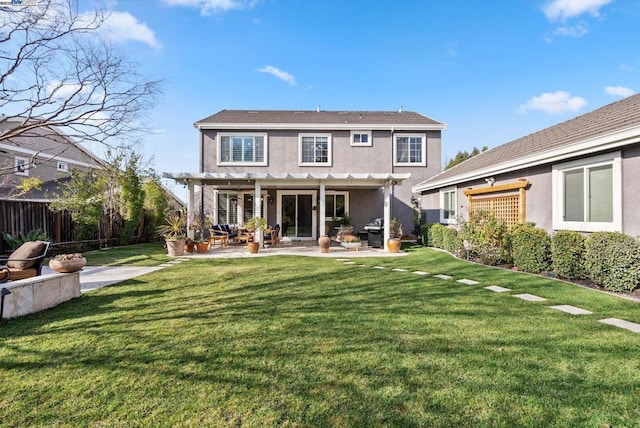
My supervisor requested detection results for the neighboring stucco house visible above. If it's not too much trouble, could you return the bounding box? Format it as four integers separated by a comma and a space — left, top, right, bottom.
164, 109, 446, 246
0, 117, 104, 200
413, 93, 640, 236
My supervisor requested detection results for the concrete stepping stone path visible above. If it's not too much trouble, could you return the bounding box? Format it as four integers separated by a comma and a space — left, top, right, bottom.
343, 261, 356, 265
513, 293, 547, 302
412, 271, 429, 275
373, 266, 386, 269
457, 279, 480, 285
549, 305, 593, 315
485, 285, 511, 293
433, 274, 453, 280
392, 268, 408, 272
599, 318, 640, 333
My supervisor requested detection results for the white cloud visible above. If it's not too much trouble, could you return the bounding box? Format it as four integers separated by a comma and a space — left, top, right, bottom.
518, 91, 587, 114
543, 0, 614, 21
103, 11, 161, 49
552, 22, 588, 37
162, 0, 258, 15
257, 66, 296, 86
46, 81, 84, 99
605, 86, 635, 98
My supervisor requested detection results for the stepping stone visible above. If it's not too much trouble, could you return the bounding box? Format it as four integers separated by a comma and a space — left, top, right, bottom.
158, 263, 173, 267
412, 271, 429, 275
599, 318, 640, 333
358, 264, 367, 267
434, 274, 452, 280
167, 260, 183, 264
549, 305, 592, 315
373, 266, 386, 269
336, 258, 350, 262
485, 285, 511, 293
343, 261, 356, 265
392, 268, 408, 272
457, 279, 480, 285
513, 293, 546, 302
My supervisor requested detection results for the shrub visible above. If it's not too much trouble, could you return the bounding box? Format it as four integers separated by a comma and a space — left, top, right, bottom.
420, 224, 431, 246
428, 224, 445, 249
551, 230, 587, 279
459, 210, 507, 265
442, 227, 464, 257
585, 232, 640, 292
509, 224, 551, 273
2, 229, 51, 249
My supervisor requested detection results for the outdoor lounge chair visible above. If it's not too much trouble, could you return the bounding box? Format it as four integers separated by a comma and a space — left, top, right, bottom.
209, 225, 229, 247
263, 224, 280, 247
0, 241, 50, 283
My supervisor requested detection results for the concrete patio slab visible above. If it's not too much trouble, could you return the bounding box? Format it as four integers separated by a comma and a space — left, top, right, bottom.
599, 318, 640, 333
549, 305, 593, 315
457, 279, 480, 285
513, 293, 547, 302
485, 285, 511, 293
433, 274, 453, 280
43, 266, 164, 293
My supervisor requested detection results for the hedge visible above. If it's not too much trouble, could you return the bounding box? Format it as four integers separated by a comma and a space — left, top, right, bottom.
442, 227, 464, 257
551, 230, 587, 280
585, 232, 640, 292
428, 223, 446, 249
509, 224, 551, 274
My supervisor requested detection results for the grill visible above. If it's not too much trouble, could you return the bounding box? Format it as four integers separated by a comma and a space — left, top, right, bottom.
363, 218, 383, 248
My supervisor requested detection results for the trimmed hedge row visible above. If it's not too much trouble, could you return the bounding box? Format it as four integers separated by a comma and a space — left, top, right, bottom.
424, 218, 640, 292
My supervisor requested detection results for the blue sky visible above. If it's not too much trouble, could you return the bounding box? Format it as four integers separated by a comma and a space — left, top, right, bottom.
92, 0, 638, 196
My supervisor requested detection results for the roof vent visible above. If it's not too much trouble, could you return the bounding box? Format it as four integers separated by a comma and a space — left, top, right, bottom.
399, 106, 403, 113
317, 105, 320, 112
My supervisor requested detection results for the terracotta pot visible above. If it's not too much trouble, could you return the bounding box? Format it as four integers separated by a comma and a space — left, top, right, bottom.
247, 242, 260, 254
318, 235, 331, 253
196, 242, 209, 253
387, 238, 402, 253
184, 242, 195, 253
166, 239, 185, 256
49, 257, 86, 273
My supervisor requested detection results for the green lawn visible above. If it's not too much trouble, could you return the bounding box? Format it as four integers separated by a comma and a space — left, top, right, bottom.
81, 241, 172, 266
2, 246, 639, 426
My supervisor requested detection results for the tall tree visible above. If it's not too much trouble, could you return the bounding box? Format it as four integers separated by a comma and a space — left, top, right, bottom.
0, 0, 160, 176
445, 146, 489, 169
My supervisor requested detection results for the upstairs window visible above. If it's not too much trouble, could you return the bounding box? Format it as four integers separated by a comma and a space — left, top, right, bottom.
218, 134, 267, 165
394, 134, 426, 166
299, 133, 332, 166
15, 157, 28, 176
350, 131, 372, 146
57, 161, 68, 172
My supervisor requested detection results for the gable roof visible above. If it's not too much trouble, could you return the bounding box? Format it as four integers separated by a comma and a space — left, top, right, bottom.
413, 93, 640, 192
195, 109, 446, 131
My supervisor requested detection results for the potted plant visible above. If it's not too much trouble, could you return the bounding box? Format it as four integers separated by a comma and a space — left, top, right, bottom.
156, 211, 187, 256
340, 234, 361, 251
195, 239, 209, 254
184, 237, 195, 253
49, 253, 86, 273
387, 218, 403, 253
244, 216, 267, 254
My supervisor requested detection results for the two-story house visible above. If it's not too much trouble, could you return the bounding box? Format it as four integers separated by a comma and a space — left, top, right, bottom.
165, 109, 446, 247
0, 117, 104, 200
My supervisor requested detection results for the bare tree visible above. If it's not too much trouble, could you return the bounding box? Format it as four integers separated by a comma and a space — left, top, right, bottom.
0, 0, 161, 176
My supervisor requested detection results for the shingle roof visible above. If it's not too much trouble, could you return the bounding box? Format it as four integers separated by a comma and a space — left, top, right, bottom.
195, 109, 445, 128
414, 93, 640, 191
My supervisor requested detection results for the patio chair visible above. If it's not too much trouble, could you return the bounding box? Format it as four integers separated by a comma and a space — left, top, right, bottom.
0, 241, 50, 283
263, 224, 280, 247
208, 225, 230, 248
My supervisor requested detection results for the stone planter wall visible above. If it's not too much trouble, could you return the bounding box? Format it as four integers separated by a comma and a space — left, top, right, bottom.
1, 272, 81, 319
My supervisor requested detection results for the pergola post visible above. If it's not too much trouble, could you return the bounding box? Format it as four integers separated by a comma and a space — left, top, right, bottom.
254, 181, 262, 246
319, 182, 326, 237
187, 182, 195, 239
383, 182, 391, 250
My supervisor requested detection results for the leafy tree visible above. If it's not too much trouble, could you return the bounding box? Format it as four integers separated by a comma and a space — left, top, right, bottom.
142, 176, 169, 241
445, 146, 489, 169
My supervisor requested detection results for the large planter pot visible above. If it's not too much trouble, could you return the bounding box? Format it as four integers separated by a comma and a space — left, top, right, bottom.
196, 242, 209, 254
340, 241, 361, 251
247, 241, 260, 254
318, 235, 331, 253
49, 257, 87, 273
166, 238, 186, 257
387, 238, 402, 253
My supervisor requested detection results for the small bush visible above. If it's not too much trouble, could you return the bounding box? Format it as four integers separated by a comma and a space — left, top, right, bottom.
509, 224, 551, 273
585, 232, 640, 292
459, 210, 507, 265
551, 230, 587, 279
420, 224, 431, 246
428, 224, 446, 249
442, 227, 464, 257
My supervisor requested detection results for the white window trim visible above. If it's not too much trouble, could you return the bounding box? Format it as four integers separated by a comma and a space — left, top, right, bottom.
324, 191, 349, 220
216, 133, 268, 166
298, 133, 332, 166
57, 161, 69, 172
350, 131, 372, 147
15, 156, 29, 176
393, 133, 427, 166
552, 151, 622, 232
439, 186, 457, 224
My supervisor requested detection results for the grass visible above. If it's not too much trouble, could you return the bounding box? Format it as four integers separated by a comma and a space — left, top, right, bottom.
2, 245, 640, 426
81, 241, 172, 266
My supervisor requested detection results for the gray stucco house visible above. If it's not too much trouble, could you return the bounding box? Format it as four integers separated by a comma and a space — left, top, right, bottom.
413, 93, 640, 236
165, 109, 446, 246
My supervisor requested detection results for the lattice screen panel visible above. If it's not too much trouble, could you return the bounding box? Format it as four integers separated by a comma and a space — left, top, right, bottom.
469, 195, 521, 226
